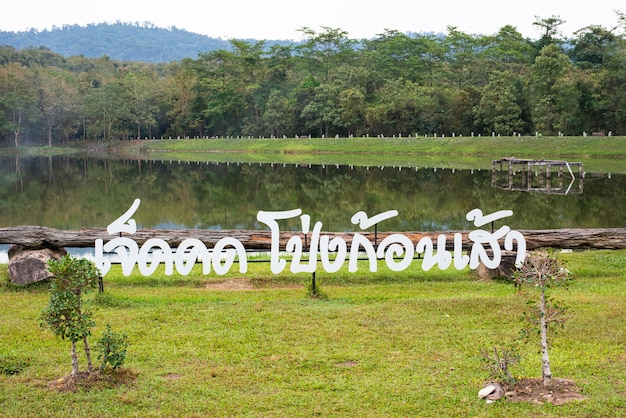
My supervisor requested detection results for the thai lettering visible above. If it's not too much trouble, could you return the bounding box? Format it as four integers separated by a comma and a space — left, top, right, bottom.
94, 200, 526, 277
416, 234, 452, 271
256, 209, 302, 274
319, 234, 347, 273
377, 234, 414, 272
95, 199, 248, 277
466, 208, 521, 269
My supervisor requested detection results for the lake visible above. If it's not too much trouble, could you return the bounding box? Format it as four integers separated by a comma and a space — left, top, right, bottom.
1, 156, 623, 234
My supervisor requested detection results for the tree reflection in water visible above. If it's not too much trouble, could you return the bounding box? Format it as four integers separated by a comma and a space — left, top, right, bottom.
0, 157, 624, 232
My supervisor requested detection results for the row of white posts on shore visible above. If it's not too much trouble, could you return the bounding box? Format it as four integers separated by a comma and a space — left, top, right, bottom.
133, 130, 614, 140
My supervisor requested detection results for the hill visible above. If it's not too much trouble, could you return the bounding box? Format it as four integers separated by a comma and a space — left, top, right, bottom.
0, 22, 292, 63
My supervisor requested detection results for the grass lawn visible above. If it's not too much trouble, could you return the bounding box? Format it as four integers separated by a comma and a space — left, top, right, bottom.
0, 250, 625, 417
4, 135, 626, 172
133, 135, 626, 158
115, 135, 626, 173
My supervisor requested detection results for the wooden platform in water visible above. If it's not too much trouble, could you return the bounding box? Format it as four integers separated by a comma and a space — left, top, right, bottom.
491, 158, 584, 194
492, 157, 583, 173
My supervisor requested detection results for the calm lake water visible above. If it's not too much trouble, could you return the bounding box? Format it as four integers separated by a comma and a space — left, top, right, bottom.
1, 156, 624, 234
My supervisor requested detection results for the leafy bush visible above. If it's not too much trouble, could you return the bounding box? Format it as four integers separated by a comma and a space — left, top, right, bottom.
97, 324, 128, 371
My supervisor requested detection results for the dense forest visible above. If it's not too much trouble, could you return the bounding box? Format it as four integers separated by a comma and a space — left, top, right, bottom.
1, 15, 626, 147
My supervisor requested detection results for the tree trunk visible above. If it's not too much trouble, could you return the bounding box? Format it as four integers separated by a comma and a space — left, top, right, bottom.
83, 335, 93, 374
13, 109, 21, 148
71, 340, 79, 378
540, 287, 552, 385
2, 226, 626, 251
47, 124, 53, 147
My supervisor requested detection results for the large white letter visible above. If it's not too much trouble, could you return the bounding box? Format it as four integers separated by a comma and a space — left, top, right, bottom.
94, 239, 111, 276
466, 208, 513, 227
416, 235, 452, 271
103, 237, 139, 276
212, 237, 248, 275
107, 199, 141, 234
257, 209, 302, 274
504, 230, 527, 266
175, 238, 211, 275
376, 234, 414, 272
319, 235, 348, 273
349, 234, 378, 272
453, 233, 470, 270
288, 218, 323, 273
138, 239, 174, 276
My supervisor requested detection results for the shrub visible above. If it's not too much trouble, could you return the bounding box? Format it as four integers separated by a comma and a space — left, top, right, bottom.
97, 324, 128, 371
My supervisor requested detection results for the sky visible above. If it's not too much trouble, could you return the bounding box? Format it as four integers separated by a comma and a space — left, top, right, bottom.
1, 0, 624, 41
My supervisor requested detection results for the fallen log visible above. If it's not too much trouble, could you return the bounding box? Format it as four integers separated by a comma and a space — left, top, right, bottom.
1, 226, 625, 251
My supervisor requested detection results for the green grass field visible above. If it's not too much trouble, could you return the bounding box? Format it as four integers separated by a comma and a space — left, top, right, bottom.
1, 250, 624, 417
115, 135, 626, 173
135, 135, 626, 158
4, 135, 626, 172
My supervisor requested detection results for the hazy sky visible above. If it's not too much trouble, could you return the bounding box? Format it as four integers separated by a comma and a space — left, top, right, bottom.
2, 0, 624, 40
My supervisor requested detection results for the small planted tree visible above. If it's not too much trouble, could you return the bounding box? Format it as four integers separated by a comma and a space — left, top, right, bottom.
514, 251, 570, 386
41, 254, 100, 379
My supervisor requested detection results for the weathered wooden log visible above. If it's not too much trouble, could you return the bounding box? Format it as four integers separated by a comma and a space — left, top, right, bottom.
0, 226, 625, 251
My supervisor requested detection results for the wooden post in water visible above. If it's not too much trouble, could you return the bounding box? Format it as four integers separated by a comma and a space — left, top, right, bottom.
546, 163, 551, 190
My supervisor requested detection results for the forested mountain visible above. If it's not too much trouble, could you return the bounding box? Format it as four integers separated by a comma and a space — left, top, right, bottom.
0, 22, 291, 62
1, 18, 626, 147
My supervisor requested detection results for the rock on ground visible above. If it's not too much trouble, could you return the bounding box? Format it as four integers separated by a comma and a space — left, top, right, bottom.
8, 245, 67, 285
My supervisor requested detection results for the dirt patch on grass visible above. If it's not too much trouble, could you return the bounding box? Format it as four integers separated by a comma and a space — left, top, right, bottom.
335, 360, 359, 367
47, 369, 137, 392
204, 278, 302, 290
205, 278, 255, 290
505, 377, 585, 405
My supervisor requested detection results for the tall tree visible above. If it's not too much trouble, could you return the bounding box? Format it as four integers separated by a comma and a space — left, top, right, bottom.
83, 79, 129, 140
0, 63, 38, 147
33, 67, 80, 146
570, 25, 619, 68
296, 27, 357, 82
530, 44, 572, 135
164, 60, 198, 137
265, 44, 294, 87
193, 49, 248, 136
442, 26, 483, 88
263, 89, 293, 137
300, 65, 370, 137
474, 70, 526, 135
362, 30, 444, 84
481, 25, 536, 69
596, 49, 626, 133
533, 15, 566, 51
230, 40, 269, 136
366, 79, 436, 136
121, 67, 162, 139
